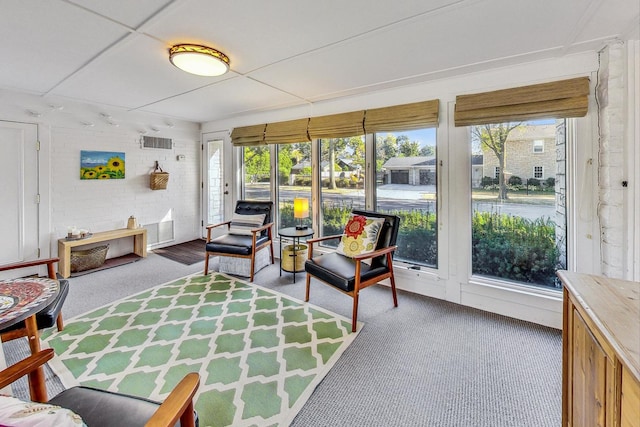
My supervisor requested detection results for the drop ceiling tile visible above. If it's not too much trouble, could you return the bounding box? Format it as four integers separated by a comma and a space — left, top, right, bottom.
140, 76, 307, 122
0, 0, 130, 93
50, 34, 235, 110
67, 0, 174, 28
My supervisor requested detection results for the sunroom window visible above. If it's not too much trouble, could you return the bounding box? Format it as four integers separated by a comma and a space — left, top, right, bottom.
471, 120, 567, 288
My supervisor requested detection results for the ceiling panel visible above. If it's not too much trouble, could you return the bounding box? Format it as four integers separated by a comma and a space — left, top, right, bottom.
50, 33, 235, 109
248, 0, 596, 100
67, 0, 174, 28
140, 76, 308, 122
0, 0, 129, 93
142, 0, 465, 73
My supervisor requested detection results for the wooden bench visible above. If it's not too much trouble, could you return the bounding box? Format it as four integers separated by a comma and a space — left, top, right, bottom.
58, 228, 147, 278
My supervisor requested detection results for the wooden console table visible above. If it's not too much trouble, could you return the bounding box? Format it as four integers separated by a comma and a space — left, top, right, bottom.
558, 271, 639, 427
58, 228, 147, 278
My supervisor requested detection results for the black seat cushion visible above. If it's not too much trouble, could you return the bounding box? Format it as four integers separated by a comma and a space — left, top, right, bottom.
49, 386, 198, 427
304, 252, 390, 292
206, 234, 270, 256
0, 279, 69, 333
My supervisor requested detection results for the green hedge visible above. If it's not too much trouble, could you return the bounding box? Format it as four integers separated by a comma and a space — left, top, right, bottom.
472, 212, 561, 287
279, 203, 560, 287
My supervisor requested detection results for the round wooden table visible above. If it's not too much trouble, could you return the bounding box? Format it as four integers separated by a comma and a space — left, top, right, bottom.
0, 277, 59, 402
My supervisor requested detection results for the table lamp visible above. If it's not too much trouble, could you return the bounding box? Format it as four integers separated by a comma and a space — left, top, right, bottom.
293, 198, 309, 230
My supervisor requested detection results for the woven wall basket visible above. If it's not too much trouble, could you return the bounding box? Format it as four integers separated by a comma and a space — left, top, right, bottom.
150, 170, 169, 190
70, 244, 109, 272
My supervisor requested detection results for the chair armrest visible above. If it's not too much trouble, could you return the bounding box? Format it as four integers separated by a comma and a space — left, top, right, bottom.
145, 373, 200, 427
0, 258, 59, 279
0, 349, 54, 390
306, 234, 343, 245
205, 221, 231, 241
251, 222, 274, 235
352, 245, 398, 261
205, 221, 231, 231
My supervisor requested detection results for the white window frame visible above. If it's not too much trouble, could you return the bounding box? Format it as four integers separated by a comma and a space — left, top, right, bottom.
533, 139, 544, 153
533, 166, 543, 179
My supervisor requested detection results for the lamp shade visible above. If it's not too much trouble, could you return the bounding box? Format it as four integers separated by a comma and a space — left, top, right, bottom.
293, 198, 309, 219
169, 44, 230, 77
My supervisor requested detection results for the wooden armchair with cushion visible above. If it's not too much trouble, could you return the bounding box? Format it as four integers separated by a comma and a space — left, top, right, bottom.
304, 210, 401, 332
203, 200, 274, 281
0, 348, 200, 427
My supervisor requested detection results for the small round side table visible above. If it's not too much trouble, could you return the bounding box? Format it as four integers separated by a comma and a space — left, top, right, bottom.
278, 227, 314, 282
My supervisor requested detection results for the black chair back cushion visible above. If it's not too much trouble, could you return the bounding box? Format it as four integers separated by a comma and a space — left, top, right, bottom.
235, 200, 273, 238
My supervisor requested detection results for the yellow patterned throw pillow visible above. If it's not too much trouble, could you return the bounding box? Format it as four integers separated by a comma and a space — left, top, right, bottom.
336, 215, 385, 258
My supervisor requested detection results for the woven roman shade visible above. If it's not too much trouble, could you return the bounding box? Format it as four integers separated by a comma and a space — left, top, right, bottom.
264, 118, 310, 144
307, 111, 365, 139
454, 77, 590, 126
231, 124, 266, 146
364, 99, 439, 132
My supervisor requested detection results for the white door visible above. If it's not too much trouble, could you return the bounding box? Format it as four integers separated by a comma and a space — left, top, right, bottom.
0, 121, 39, 266
201, 132, 232, 237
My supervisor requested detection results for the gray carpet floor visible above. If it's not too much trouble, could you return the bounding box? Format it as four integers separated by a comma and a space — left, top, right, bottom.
4, 252, 562, 426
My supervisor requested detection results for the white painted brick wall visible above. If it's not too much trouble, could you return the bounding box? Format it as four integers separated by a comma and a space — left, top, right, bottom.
50, 127, 200, 257
598, 42, 627, 278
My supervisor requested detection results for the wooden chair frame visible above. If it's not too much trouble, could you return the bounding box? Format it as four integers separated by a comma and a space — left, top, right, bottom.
203, 220, 275, 282
305, 234, 398, 333
0, 348, 200, 427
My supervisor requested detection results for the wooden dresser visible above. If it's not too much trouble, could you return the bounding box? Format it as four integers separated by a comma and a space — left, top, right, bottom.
558, 271, 640, 427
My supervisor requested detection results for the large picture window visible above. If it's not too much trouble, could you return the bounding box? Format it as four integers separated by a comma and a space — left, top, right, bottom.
243, 146, 270, 200
375, 127, 437, 268
277, 142, 312, 229
319, 136, 365, 246
471, 120, 567, 288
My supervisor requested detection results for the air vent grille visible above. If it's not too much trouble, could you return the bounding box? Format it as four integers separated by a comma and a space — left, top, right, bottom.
142, 136, 173, 150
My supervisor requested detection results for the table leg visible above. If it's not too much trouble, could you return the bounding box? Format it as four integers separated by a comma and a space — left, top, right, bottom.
24, 315, 47, 402
292, 237, 297, 283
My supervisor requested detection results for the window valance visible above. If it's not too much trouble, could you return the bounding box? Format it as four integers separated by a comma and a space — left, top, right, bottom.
264, 118, 310, 144
231, 98, 441, 146
307, 111, 366, 139
230, 124, 266, 146
454, 77, 590, 127
364, 99, 439, 132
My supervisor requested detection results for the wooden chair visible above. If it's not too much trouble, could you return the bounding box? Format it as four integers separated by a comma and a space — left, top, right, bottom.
0, 348, 200, 427
204, 200, 274, 281
304, 210, 401, 332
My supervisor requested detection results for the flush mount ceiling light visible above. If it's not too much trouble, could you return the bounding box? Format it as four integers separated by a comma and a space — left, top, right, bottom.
169, 44, 230, 76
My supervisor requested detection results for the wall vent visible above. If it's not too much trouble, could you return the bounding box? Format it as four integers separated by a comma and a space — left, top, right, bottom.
142, 136, 173, 150
143, 220, 175, 247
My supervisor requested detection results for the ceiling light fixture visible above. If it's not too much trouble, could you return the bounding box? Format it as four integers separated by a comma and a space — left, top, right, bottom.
169, 44, 230, 76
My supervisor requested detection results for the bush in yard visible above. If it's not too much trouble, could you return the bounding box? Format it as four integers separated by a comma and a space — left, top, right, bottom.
471, 211, 561, 287
508, 176, 522, 185
481, 176, 498, 187
527, 178, 541, 188
316, 205, 560, 287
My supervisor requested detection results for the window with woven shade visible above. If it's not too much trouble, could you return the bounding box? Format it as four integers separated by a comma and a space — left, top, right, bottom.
307, 111, 365, 139
365, 99, 439, 132
264, 118, 310, 145
454, 77, 590, 126
231, 124, 266, 146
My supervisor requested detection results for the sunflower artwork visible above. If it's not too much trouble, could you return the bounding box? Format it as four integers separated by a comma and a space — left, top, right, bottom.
80, 150, 125, 180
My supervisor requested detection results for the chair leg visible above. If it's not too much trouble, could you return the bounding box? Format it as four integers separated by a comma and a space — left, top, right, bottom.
269, 242, 274, 265
305, 275, 311, 302
388, 254, 398, 307
56, 312, 64, 331
204, 253, 210, 275
249, 254, 255, 282
351, 291, 359, 333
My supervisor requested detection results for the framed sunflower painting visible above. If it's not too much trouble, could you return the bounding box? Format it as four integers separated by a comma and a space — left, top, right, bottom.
80, 150, 125, 180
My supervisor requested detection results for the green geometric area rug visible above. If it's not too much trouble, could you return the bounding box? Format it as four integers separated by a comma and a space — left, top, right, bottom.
41, 273, 360, 427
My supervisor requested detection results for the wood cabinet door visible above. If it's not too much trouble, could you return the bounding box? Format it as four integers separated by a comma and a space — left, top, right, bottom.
572, 308, 607, 427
